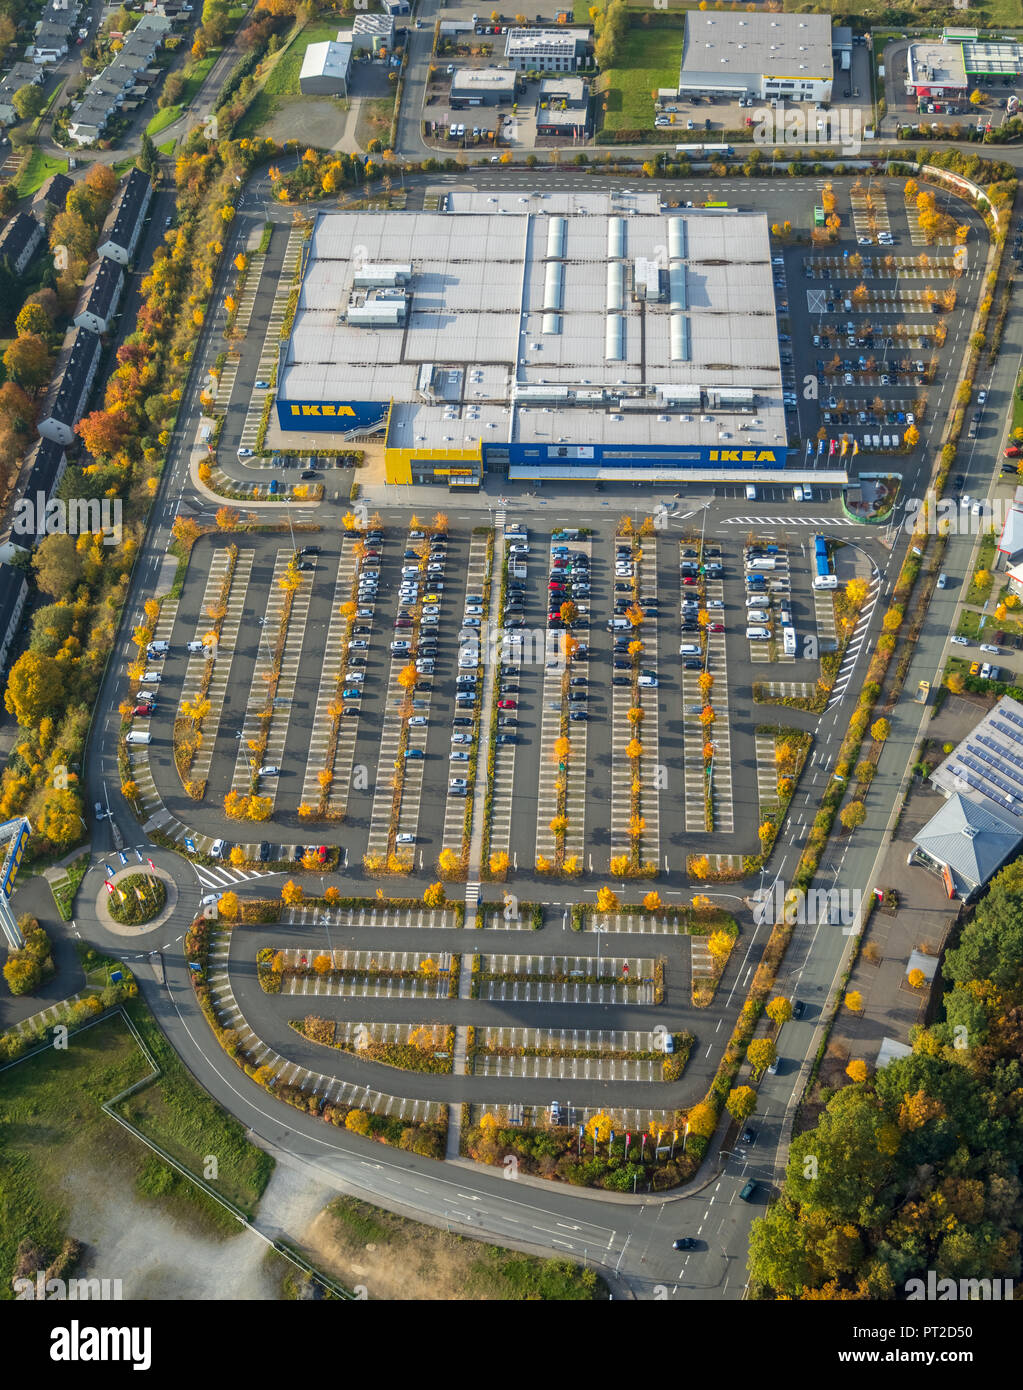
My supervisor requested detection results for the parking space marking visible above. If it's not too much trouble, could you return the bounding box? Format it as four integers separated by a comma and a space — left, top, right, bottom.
300, 544, 359, 813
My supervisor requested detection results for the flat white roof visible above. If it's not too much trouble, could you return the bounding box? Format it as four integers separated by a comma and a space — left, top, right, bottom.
280, 195, 786, 449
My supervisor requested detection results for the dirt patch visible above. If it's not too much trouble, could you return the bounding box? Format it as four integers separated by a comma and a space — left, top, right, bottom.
64, 1162, 278, 1300
262, 97, 354, 151
298, 1194, 601, 1300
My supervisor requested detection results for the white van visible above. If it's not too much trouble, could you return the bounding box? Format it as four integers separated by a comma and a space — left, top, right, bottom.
608, 617, 631, 631
812, 574, 838, 590
147, 640, 169, 656
679, 642, 702, 655
747, 609, 770, 623
747, 557, 777, 571
126, 731, 151, 744
746, 626, 771, 640
792, 485, 804, 502
746, 594, 769, 608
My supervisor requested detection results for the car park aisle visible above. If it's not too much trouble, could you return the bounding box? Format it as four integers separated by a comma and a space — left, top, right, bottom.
228, 549, 310, 807
298, 543, 359, 814
176, 547, 253, 789
439, 531, 491, 854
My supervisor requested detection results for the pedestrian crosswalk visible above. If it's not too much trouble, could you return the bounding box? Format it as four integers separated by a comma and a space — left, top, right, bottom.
723, 515, 860, 527
195, 865, 276, 890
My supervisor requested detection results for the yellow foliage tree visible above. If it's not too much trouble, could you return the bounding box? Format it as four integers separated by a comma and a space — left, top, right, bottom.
281, 880, 303, 906
596, 886, 620, 912
423, 882, 445, 908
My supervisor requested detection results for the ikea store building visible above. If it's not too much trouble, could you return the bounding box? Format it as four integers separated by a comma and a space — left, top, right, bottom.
275, 190, 846, 490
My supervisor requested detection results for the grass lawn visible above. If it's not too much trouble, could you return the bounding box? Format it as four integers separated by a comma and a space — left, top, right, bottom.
157, 138, 176, 156
316, 1195, 605, 1300
602, 22, 684, 133
354, 95, 397, 151
14, 148, 68, 199
181, 52, 216, 106
146, 104, 181, 137
963, 532, 997, 605
0, 997, 274, 1294
265, 20, 339, 99
1012, 372, 1023, 438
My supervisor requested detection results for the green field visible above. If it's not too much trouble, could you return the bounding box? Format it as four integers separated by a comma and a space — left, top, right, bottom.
234, 19, 340, 137
602, 23, 684, 133
14, 149, 68, 199
0, 999, 273, 1295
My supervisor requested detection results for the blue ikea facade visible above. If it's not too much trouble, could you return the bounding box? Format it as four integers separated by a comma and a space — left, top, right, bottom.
277, 400, 387, 432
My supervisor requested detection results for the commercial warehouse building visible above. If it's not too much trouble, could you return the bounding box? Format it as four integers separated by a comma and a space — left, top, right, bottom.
299, 36, 352, 97
504, 27, 590, 72
274, 191, 845, 489
451, 67, 517, 106
678, 11, 833, 104
912, 696, 1023, 899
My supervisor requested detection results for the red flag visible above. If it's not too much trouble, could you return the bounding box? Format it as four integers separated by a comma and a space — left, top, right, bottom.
103, 880, 114, 894
147, 857, 155, 870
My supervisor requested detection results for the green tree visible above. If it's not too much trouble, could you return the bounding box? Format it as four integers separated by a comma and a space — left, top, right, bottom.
726, 1086, 757, 1122
32, 533, 82, 599
15, 302, 50, 338
12, 83, 44, 121
137, 130, 158, 177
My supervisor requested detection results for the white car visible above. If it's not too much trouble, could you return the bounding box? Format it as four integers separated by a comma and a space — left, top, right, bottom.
981, 663, 994, 680
465, 605, 484, 616
638, 674, 658, 688
186, 640, 209, 654
459, 654, 477, 669
141, 670, 162, 683
210, 839, 225, 858
950, 635, 970, 647
978, 390, 987, 405
423, 605, 441, 615
452, 733, 472, 744
396, 832, 416, 844
349, 639, 368, 649
450, 750, 470, 761
259, 765, 280, 776
409, 716, 428, 726
980, 643, 1000, 655
237, 447, 254, 458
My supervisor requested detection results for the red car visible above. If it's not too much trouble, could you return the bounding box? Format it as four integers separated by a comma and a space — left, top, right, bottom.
317, 846, 327, 862
708, 621, 724, 632
549, 581, 566, 590
1005, 445, 1021, 458
498, 699, 516, 709
682, 576, 697, 586
134, 703, 153, 716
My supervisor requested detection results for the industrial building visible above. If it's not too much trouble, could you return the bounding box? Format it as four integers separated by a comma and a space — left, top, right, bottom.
912, 696, 1023, 899
299, 36, 353, 97
678, 11, 834, 104
349, 13, 394, 53
451, 67, 517, 106
273, 191, 845, 489
905, 27, 1022, 99
504, 27, 590, 72
536, 76, 590, 138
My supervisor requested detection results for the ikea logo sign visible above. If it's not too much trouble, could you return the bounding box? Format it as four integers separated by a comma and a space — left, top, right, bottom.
709, 449, 779, 463
289, 404, 356, 418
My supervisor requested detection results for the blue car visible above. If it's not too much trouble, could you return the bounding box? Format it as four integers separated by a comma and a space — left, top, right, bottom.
342, 688, 362, 699
268, 478, 279, 495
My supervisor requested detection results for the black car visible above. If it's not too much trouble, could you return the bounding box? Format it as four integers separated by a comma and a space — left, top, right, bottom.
294, 845, 305, 861
300, 469, 320, 480
569, 709, 587, 721
613, 659, 631, 669
683, 659, 701, 671
740, 1127, 757, 1147
259, 841, 271, 862
299, 545, 320, 556
569, 690, 586, 702
955, 474, 965, 490
354, 625, 371, 634
497, 734, 516, 745
570, 676, 587, 686
501, 683, 518, 694
612, 675, 630, 686
453, 716, 473, 726
672, 1238, 697, 1251
792, 999, 805, 1019
297, 561, 315, 572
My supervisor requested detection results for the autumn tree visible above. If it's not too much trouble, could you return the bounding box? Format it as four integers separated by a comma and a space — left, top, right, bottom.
219, 891, 240, 920
766, 995, 793, 1025
845, 1059, 869, 1082
726, 1086, 757, 1122
5, 650, 65, 726
423, 882, 445, 908
3, 333, 50, 387
281, 880, 304, 906
840, 801, 867, 830
707, 930, 733, 964
746, 1038, 777, 1077
596, 886, 619, 913
844, 989, 863, 1013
